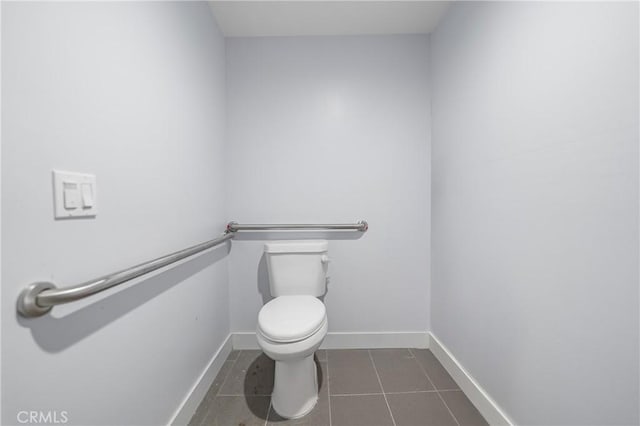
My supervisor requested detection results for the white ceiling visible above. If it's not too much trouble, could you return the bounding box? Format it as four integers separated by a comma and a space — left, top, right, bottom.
209, 1, 450, 37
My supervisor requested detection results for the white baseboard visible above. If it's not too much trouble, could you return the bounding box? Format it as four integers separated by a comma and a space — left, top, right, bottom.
232, 331, 430, 350
169, 334, 233, 426
322, 331, 429, 349
428, 332, 514, 426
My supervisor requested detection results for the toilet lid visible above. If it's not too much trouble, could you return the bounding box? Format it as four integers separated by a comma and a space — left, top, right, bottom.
258, 296, 326, 343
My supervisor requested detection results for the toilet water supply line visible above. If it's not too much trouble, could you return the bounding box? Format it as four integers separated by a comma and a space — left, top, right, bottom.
17, 220, 368, 318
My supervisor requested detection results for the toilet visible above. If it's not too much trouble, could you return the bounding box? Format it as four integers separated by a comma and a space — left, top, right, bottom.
256, 240, 329, 419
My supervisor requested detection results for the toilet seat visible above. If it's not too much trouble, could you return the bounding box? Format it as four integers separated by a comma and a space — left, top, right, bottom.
258, 296, 326, 343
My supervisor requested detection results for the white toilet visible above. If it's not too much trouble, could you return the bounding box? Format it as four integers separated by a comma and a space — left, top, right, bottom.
256, 240, 329, 419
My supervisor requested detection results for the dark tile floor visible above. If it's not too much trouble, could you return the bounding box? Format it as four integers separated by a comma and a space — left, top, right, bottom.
189, 348, 488, 426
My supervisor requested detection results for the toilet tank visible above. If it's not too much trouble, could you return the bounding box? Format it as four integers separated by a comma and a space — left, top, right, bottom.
264, 240, 329, 297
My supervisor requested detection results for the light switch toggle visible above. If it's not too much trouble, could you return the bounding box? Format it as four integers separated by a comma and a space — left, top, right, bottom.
63, 182, 80, 209
81, 183, 94, 208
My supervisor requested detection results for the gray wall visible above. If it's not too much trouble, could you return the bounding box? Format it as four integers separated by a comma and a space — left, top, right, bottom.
430, 2, 639, 425
226, 36, 431, 334
1, 2, 228, 425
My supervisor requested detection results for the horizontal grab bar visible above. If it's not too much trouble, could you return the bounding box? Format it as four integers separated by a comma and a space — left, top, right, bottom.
227, 220, 368, 232
17, 220, 368, 318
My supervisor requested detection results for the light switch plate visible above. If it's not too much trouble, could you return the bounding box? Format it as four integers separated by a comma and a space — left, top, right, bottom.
53, 170, 97, 219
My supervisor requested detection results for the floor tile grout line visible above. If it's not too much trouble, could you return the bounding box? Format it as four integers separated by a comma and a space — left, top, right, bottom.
436, 390, 462, 426
407, 348, 438, 390
409, 348, 460, 391
218, 393, 272, 397
216, 350, 243, 398
264, 400, 272, 426
331, 392, 385, 397
331, 390, 450, 396
368, 349, 397, 426
409, 348, 461, 426
325, 351, 332, 426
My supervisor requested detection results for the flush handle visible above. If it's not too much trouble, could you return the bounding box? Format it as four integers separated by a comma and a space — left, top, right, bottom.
321, 255, 331, 264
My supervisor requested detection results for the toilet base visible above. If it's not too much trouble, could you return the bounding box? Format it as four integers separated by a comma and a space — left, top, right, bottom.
271, 354, 319, 419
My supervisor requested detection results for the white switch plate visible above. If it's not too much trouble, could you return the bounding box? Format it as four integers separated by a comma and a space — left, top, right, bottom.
53, 170, 97, 219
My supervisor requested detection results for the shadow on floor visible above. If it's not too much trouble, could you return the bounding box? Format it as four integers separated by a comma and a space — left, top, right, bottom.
243, 352, 323, 420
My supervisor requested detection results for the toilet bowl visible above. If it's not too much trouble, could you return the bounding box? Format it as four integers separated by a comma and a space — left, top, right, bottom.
257, 295, 328, 418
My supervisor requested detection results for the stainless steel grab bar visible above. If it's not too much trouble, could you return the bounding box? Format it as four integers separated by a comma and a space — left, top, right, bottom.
17, 232, 235, 318
227, 220, 368, 232
17, 220, 368, 318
